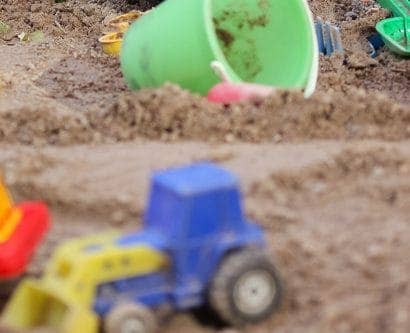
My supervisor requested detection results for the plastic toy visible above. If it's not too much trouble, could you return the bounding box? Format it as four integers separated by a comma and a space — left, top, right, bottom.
99, 32, 124, 56
315, 18, 344, 56
207, 61, 276, 104
0, 180, 49, 282
100, 11, 145, 56
367, 33, 385, 58
207, 81, 275, 104
121, 0, 319, 98
105, 11, 144, 34
376, 0, 410, 56
1, 163, 282, 333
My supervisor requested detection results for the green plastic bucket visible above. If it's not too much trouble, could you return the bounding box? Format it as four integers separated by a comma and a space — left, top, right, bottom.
120, 0, 318, 97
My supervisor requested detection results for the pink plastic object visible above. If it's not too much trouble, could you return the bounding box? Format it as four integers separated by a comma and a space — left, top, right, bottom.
207, 82, 275, 104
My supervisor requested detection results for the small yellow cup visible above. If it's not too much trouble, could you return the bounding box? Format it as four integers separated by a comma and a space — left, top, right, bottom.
99, 32, 123, 56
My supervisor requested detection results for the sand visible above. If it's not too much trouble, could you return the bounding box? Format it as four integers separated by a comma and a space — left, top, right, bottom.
0, 0, 409, 332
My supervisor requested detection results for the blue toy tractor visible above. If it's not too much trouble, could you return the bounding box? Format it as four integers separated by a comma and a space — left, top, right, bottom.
1, 163, 282, 333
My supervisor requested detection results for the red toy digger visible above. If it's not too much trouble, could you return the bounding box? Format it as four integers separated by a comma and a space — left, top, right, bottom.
0, 178, 49, 287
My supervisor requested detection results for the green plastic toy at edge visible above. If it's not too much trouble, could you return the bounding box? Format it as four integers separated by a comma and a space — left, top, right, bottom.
376, 0, 410, 56
120, 0, 319, 97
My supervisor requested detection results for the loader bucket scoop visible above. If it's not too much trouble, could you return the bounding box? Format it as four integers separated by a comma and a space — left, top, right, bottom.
0, 279, 98, 333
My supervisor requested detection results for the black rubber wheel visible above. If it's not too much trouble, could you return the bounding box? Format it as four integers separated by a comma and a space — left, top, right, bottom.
209, 249, 283, 325
104, 303, 158, 333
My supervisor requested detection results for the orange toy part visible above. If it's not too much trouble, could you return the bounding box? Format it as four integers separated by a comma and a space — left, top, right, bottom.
0, 180, 13, 219
0, 182, 22, 244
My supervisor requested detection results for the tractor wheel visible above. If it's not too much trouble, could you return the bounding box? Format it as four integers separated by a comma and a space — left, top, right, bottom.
209, 249, 283, 325
104, 303, 158, 333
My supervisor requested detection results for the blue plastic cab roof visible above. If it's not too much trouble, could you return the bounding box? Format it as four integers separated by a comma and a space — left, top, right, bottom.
152, 163, 238, 196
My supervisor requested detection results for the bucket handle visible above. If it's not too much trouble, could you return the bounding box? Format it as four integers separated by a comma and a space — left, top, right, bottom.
210, 61, 231, 83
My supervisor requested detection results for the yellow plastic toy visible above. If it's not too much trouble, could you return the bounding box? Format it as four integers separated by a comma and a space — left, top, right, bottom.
105, 11, 144, 33
99, 10, 146, 56
99, 32, 124, 56
0, 232, 168, 333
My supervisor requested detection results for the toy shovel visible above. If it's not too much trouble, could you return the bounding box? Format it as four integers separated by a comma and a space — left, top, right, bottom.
376, 0, 410, 56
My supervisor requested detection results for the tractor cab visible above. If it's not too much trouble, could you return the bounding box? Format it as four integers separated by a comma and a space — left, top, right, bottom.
145, 162, 253, 241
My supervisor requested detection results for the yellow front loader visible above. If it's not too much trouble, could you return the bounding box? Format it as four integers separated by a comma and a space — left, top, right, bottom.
0, 232, 168, 333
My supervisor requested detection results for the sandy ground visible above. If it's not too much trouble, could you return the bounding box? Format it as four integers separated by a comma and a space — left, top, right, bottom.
0, 0, 409, 332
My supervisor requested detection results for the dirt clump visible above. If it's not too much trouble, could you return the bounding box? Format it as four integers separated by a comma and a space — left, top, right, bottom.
251, 147, 410, 206
2, 82, 408, 145
0, 105, 92, 145
35, 55, 127, 109
94, 84, 410, 143
0, 0, 113, 40
318, 52, 410, 104
248, 147, 410, 333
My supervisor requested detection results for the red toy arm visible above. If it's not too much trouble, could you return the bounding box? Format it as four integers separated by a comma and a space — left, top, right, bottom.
0, 202, 49, 279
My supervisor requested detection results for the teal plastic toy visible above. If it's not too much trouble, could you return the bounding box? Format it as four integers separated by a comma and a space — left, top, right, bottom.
376, 0, 410, 56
